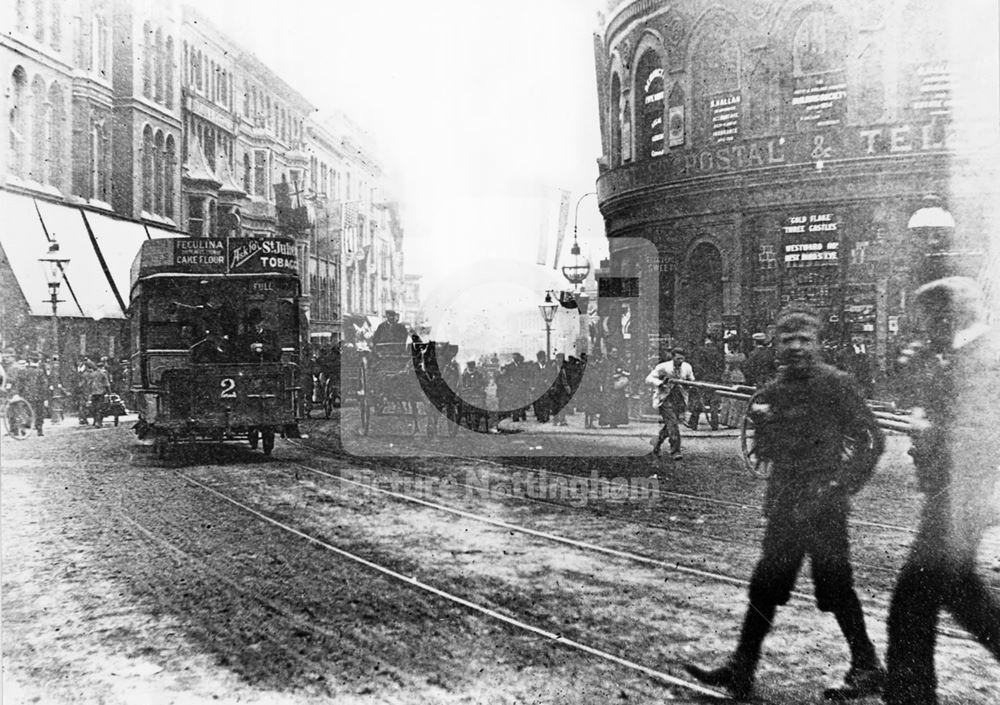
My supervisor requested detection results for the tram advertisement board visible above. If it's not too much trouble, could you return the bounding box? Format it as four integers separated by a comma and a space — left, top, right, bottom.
164, 238, 297, 274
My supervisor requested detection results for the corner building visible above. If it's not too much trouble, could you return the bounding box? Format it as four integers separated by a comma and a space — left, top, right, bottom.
593, 0, 1000, 384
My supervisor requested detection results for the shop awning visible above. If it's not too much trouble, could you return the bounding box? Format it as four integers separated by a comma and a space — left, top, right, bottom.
0, 191, 83, 318
34, 199, 122, 320
82, 210, 155, 308
0, 191, 166, 321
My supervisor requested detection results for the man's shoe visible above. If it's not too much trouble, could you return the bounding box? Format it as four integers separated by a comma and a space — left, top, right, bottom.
685, 661, 753, 700
823, 665, 886, 700
671, 451, 683, 460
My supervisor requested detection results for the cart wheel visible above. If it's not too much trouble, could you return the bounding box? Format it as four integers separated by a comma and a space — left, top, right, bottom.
249, 428, 259, 450
359, 365, 371, 435
262, 428, 275, 456
3, 398, 35, 440
740, 393, 771, 478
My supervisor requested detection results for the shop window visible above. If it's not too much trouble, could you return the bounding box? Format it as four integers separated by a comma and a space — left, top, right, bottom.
635, 50, 665, 160
790, 9, 848, 130
692, 21, 741, 144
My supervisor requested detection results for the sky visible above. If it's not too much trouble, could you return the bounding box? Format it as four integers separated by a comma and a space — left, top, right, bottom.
196, 0, 609, 357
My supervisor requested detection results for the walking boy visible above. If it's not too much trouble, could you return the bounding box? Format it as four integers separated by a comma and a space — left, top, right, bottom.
685, 306, 885, 700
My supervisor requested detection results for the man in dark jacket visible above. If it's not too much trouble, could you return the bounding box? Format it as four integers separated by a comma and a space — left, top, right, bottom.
884, 277, 1000, 705
685, 306, 886, 700
743, 331, 777, 388
688, 335, 725, 430
13, 352, 49, 436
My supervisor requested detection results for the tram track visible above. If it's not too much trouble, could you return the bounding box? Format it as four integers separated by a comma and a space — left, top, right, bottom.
276, 441, 982, 643
291, 436, 1000, 593
167, 468, 727, 700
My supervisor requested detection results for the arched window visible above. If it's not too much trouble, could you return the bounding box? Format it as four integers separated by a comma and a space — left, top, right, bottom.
93, 120, 110, 201
609, 72, 622, 166
692, 20, 741, 144
900, 0, 950, 124
748, 50, 781, 135
49, 0, 61, 51
164, 135, 176, 219
154, 28, 163, 103
142, 22, 152, 97
243, 152, 252, 192
97, 12, 110, 78
9, 67, 28, 178
635, 49, 665, 160
219, 68, 227, 106
142, 125, 153, 212
153, 130, 164, 214
47, 82, 65, 190
791, 9, 848, 130
34, 0, 45, 42
165, 36, 174, 108
30, 75, 48, 183
667, 83, 685, 148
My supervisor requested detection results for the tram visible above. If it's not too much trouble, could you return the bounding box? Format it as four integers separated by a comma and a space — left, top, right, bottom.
128, 236, 304, 456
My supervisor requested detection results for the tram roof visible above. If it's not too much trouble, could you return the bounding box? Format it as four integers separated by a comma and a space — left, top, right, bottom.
130, 237, 300, 293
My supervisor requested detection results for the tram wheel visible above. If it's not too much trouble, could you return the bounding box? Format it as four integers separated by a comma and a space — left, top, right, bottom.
262, 428, 275, 456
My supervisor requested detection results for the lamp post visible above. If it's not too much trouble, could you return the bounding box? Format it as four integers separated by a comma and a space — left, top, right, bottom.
538, 291, 558, 360
562, 192, 595, 353
39, 240, 69, 421
39, 239, 69, 359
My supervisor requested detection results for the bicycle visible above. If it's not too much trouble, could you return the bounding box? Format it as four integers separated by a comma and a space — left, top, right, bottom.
1, 392, 36, 440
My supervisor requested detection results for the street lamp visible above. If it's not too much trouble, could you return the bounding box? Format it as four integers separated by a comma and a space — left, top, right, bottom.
907, 194, 955, 286
39, 239, 69, 359
538, 291, 558, 360
561, 192, 594, 292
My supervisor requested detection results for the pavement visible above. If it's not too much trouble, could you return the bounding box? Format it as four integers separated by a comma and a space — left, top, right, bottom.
496, 411, 741, 439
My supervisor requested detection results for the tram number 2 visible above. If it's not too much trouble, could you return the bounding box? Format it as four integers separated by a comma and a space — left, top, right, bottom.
220, 378, 237, 398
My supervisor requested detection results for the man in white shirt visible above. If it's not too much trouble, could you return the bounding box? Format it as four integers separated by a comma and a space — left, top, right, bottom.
645, 347, 695, 459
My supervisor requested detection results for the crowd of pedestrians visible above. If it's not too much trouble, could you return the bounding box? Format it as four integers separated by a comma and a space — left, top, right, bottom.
1, 347, 128, 437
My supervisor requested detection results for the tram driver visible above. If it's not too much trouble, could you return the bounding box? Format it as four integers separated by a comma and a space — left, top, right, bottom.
241, 308, 280, 362
372, 309, 409, 355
